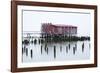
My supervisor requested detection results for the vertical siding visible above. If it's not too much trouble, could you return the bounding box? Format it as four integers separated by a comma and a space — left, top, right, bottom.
41, 23, 77, 36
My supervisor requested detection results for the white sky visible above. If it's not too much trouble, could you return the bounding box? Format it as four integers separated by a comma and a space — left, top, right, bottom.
23, 9, 91, 36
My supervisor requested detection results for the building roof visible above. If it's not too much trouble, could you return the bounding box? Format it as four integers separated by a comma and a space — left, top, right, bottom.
42, 23, 77, 28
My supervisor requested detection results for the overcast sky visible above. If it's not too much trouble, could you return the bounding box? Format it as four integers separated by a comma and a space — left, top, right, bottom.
23, 10, 91, 36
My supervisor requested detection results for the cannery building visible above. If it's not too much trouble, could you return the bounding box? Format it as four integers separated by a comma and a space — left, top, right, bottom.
41, 23, 77, 36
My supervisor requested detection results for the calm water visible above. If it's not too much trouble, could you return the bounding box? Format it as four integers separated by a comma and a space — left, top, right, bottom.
22, 38, 90, 63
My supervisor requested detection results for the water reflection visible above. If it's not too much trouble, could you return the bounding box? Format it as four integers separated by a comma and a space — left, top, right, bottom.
30, 49, 33, 58
54, 46, 56, 59
41, 45, 42, 54
26, 48, 28, 56
22, 37, 90, 62
82, 43, 84, 52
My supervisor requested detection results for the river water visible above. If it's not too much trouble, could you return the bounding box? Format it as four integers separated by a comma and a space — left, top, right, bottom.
22, 39, 90, 63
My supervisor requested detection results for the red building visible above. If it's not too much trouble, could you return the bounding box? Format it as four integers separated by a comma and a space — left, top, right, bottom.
41, 23, 77, 36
